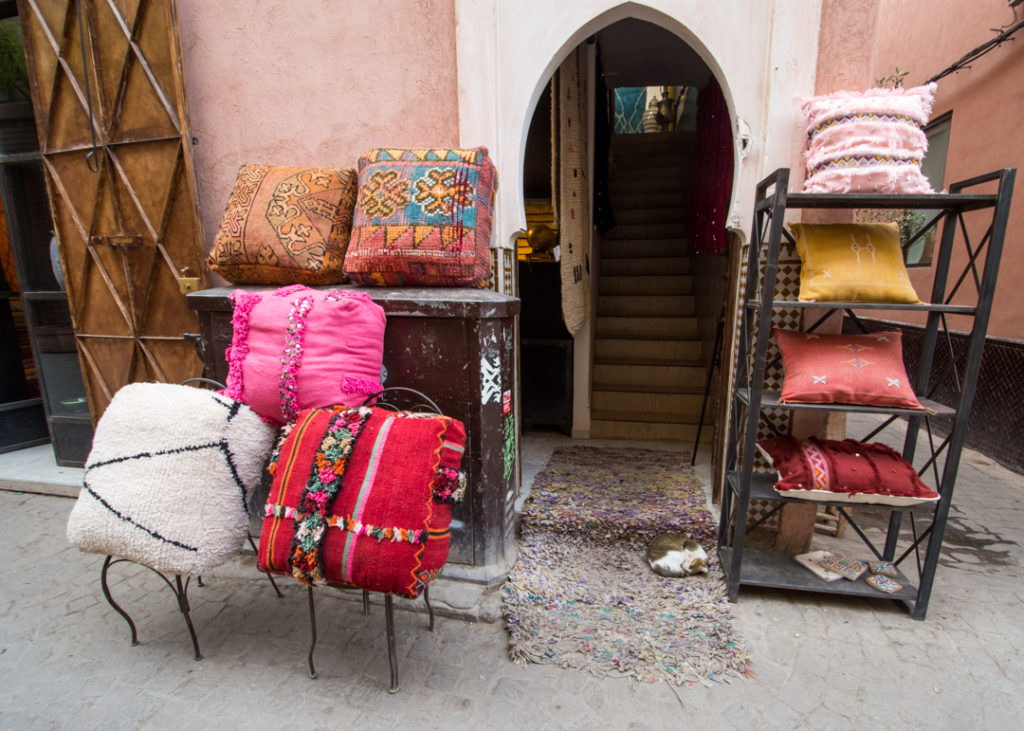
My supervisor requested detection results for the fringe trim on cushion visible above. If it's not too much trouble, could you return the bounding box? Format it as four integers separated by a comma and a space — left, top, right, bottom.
432, 466, 467, 504
273, 283, 309, 297
324, 289, 373, 302
222, 290, 263, 402
800, 83, 937, 134
804, 166, 934, 194
278, 294, 315, 422
265, 504, 428, 544
288, 407, 371, 585
341, 375, 383, 396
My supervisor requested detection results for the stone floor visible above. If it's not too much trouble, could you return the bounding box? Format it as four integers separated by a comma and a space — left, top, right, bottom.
1, 426, 1023, 729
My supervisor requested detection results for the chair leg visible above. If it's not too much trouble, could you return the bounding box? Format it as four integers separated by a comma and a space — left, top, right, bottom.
173, 575, 203, 661
100, 555, 138, 647
385, 593, 400, 694
423, 585, 435, 632
307, 586, 318, 679
248, 535, 284, 598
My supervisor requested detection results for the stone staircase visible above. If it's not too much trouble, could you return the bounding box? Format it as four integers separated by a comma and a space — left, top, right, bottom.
591, 131, 710, 442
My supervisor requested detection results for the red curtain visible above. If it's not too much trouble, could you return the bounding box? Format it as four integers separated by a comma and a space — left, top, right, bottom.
688, 77, 734, 255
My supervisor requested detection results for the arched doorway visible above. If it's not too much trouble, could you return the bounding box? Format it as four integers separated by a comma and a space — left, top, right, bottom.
517, 18, 735, 463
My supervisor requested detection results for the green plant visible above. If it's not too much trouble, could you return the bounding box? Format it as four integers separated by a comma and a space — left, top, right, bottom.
875, 67, 909, 89
0, 18, 29, 102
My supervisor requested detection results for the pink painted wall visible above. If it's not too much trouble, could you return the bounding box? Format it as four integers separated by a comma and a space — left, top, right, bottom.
175, 0, 460, 258
817, 0, 1024, 340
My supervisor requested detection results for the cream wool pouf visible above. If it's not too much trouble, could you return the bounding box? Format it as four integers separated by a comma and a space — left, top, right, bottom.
67, 382, 277, 576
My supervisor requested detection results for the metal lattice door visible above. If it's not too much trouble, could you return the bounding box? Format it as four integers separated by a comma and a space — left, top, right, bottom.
18, 0, 206, 420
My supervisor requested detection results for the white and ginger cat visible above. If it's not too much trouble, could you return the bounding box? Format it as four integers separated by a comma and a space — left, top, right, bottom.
646, 532, 709, 577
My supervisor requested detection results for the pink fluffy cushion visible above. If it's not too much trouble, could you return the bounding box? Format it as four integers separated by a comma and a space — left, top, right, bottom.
801, 83, 936, 194
757, 435, 939, 507
775, 329, 925, 410
223, 285, 386, 424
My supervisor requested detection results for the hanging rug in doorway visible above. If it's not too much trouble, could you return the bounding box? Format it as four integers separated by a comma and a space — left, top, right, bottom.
503, 446, 752, 686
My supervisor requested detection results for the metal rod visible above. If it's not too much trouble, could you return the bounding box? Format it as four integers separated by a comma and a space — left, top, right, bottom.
385, 594, 400, 693
362, 589, 371, 615
100, 555, 138, 646
247, 535, 283, 598
306, 586, 318, 679
173, 575, 202, 661
424, 586, 435, 632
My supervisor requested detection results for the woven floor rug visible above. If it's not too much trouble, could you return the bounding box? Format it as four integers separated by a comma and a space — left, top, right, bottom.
503, 446, 752, 686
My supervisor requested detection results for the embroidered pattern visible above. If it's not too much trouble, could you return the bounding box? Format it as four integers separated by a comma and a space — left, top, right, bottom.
358, 169, 411, 219
278, 295, 315, 422
413, 167, 475, 216
810, 112, 922, 141
288, 407, 370, 585
812, 155, 922, 176
432, 466, 467, 503
803, 441, 831, 492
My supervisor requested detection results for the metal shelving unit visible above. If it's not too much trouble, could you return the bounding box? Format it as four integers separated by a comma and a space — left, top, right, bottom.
717, 167, 1016, 620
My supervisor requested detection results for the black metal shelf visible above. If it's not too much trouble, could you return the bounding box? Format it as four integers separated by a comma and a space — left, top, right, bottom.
719, 547, 919, 602
744, 299, 977, 316
718, 166, 1016, 621
735, 389, 955, 417
725, 470, 939, 514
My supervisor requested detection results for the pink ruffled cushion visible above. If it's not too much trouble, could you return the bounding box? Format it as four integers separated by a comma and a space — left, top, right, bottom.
223, 285, 386, 424
801, 83, 937, 194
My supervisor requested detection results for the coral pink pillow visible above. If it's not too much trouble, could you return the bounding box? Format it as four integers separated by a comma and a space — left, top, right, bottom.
775, 329, 925, 410
801, 83, 936, 194
757, 435, 939, 507
223, 285, 386, 424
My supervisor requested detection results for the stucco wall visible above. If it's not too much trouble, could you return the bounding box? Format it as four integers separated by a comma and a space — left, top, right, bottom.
175, 0, 461, 250
817, 0, 1023, 340
455, 0, 823, 249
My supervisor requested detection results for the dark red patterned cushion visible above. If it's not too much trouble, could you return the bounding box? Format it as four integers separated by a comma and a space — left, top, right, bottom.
757, 435, 939, 506
257, 405, 466, 597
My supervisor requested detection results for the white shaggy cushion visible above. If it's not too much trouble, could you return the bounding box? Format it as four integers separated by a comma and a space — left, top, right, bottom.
67, 383, 276, 575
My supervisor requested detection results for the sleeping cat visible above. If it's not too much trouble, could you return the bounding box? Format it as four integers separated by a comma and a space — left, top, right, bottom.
647, 532, 709, 577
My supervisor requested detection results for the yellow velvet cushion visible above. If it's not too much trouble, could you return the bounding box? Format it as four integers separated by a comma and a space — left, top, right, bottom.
790, 222, 921, 304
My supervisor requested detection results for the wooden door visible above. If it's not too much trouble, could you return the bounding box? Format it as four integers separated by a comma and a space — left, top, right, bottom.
17, 0, 206, 420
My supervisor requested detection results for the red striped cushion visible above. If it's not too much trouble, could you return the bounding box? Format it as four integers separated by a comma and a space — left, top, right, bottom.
257, 405, 466, 598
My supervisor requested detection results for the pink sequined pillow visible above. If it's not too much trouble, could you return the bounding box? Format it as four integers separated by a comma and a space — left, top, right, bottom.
802, 83, 937, 194
223, 285, 386, 424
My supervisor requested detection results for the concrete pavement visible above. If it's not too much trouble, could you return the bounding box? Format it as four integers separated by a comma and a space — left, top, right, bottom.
1, 431, 1023, 729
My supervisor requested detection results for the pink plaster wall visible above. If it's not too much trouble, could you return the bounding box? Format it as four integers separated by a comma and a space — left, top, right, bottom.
818, 0, 1024, 340
174, 0, 460, 255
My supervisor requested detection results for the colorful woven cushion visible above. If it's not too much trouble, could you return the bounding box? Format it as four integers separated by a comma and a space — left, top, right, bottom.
208, 165, 358, 285
775, 329, 924, 410
66, 383, 277, 575
756, 435, 939, 507
801, 83, 936, 194
790, 222, 921, 303
257, 405, 467, 598
345, 147, 497, 287
223, 284, 386, 425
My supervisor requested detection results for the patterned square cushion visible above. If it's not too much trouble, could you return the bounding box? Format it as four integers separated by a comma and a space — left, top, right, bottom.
345, 147, 497, 287
208, 165, 358, 285
257, 405, 467, 598
790, 222, 921, 303
801, 83, 936, 194
66, 383, 277, 576
222, 285, 386, 425
775, 328, 925, 410
756, 435, 939, 507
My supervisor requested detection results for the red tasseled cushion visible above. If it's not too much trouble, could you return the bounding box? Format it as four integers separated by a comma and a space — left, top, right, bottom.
258, 405, 467, 598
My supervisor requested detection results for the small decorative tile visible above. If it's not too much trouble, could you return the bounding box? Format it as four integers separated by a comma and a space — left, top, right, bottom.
819, 554, 868, 581
868, 560, 898, 578
866, 574, 903, 594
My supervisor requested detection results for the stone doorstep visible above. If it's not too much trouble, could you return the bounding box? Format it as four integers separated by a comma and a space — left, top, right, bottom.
205, 549, 509, 624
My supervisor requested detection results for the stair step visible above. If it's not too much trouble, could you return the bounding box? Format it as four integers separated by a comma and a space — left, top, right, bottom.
612, 207, 687, 226
599, 274, 692, 295
601, 256, 691, 276
593, 362, 705, 389
610, 178, 688, 195
594, 337, 702, 361
601, 238, 688, 258
598, 294, 695, 317
596, 316, 698, 339
609, 192, 684, 209
592, 390, 706, 418
603, 223, 685, 240
590, 418, 708, 442
591, 407, 709, 425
